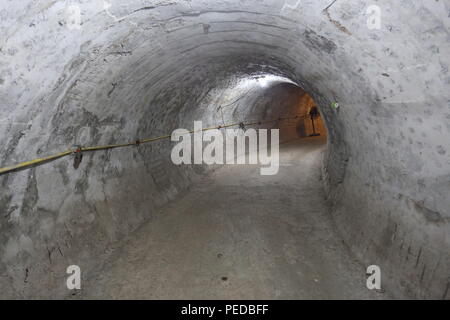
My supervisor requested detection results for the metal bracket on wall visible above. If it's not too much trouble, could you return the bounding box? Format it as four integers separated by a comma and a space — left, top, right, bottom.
73, 146, 83, 169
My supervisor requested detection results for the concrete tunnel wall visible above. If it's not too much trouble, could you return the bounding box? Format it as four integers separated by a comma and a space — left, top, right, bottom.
0, 0, 449, 299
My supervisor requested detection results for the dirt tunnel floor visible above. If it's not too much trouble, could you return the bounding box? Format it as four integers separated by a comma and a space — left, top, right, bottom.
74, 137, 388, 299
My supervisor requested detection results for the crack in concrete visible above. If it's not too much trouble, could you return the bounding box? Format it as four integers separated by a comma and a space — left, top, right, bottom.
322, 0, 352, 36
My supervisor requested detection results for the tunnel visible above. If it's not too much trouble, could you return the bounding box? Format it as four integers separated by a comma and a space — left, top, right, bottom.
0, 0, 449, 300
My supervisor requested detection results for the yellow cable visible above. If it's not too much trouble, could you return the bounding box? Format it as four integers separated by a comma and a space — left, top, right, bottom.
0, 150, 73, 175
0, 116, 304, 175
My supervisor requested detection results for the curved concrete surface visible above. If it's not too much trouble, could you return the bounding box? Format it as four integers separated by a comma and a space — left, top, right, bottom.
0, 0, 449, 299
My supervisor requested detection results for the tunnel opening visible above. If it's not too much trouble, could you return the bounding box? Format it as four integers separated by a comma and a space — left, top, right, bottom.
197, 73, 329, 171
202, 80, 329, 183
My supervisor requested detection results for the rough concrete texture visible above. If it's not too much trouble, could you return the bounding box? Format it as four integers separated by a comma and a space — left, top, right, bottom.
0, 0, 449, 299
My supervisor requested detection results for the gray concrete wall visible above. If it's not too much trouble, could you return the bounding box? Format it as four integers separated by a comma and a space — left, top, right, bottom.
0, 0, 449, 299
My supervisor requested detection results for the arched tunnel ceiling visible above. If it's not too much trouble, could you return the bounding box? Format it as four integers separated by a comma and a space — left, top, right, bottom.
0, 0, 449, 299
